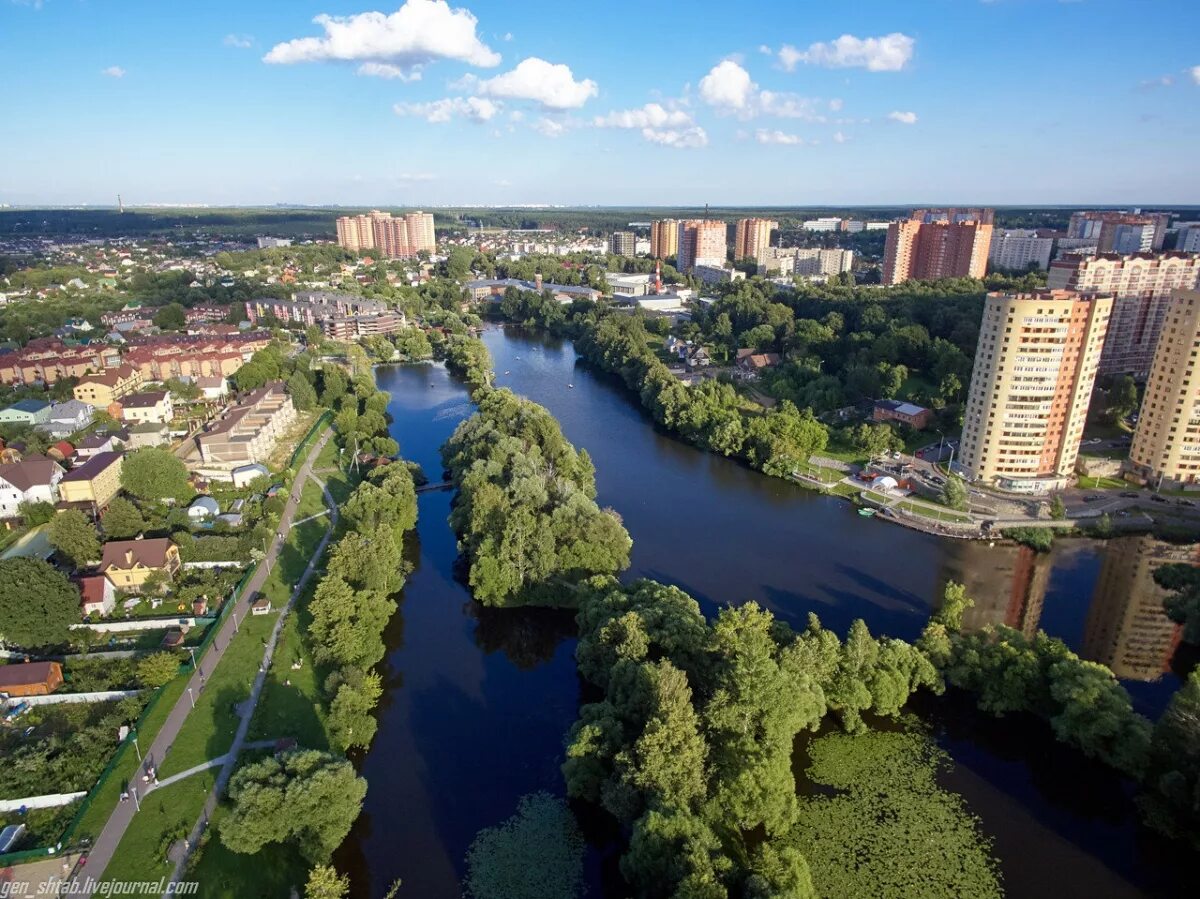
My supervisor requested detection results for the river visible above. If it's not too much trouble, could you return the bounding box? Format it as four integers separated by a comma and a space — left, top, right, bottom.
339, 325, 1196, 898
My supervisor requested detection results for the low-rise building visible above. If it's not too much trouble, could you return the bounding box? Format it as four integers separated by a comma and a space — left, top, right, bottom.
77, 574, 116, 617
99, 537, 182, 592
117, 390, 174, 425
0, 457, 65, 518
872, 399, 933, 430
73, 364, 144, 407
195, 383, 296, 468
0, 399, 51, 427
75, 431, 127, 462
0, 661, 63, 696
58, 451, 123, 510
38, 400, 95, 438
735, 349, 781, 380
196, 376, 229, 402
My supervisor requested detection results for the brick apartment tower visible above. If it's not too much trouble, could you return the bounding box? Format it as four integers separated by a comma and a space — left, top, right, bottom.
650, 219, 680, 260
734, 218, 778, 261
959, 289, 1112, 492
677, 220, 727, 273
882, 208, 995, 285
335, 210, 435, 258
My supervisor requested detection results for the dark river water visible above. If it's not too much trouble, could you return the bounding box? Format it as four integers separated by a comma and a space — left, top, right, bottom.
338, 326, 1197, 898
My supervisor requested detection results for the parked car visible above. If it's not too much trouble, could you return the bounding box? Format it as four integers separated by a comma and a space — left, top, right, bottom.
1120, 492, 1140, 499
1151, 495, 1169, 503
1177, 499, 1196, 507
1083, 494, 1103, 502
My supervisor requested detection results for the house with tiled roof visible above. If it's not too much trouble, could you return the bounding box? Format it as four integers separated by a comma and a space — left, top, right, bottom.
115, 390, 173, 425
73, 364, 144, 407
0, 457, 64, 518
99, 537, 181, 592
76, 574, 116, 617
59, 451, 124, 510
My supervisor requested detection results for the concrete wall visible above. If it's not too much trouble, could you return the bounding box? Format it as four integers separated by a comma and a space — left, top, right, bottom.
3, 689, 141, 708
0, 791, 87, 812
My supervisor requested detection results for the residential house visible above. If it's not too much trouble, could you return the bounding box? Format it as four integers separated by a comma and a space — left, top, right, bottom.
196, 376, 228, 402
58, 451, 123, 510
46, 441, 75, 463
872, 399, 933, 430
38, 399, 95, 437
230, 462, 269, 488
99, 537, 182, 592
76, 574, 116, 617
75, 431, 127, 462
734, 349, 781, 380
195, 383, 296, 469
116, 390, 173, 425
0, 457, 65, 518
0, 399, 52, 426
73, 364, 144, 407
127, 422, 169, 449
0, 661, 63, 697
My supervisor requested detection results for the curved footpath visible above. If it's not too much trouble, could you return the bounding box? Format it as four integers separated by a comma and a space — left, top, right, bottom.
74, 428, 335, 895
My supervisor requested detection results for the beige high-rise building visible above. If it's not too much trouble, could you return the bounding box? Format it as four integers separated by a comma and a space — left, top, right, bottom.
335, 210, 435, 258
1047, 252, 1200, 376
734, 218, 777, 261
959, 289, 1112, 493
1128, 289, 1200, 488
882, 208, 994, 285
650, 219, 680, 259
1081, 536, 1187, 681
609, 231, 636, 256
677, 219, 727, 273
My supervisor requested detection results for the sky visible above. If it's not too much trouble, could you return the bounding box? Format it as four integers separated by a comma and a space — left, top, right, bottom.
1, 0, 1198, 207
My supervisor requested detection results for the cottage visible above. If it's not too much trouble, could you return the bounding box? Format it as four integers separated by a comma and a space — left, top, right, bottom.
72, 365, 144, 407
734, 349, 781, 380
99, 537, 181, 592
76, 574, 116, 617
58, 451, 123, 509
251, 597, 273, 615
117, 390, 174, 425
230, 463, 269, 489
0, 399, 52, 427
74, 432, 125, 461
0, 457, 65, 519
196, 376, 228, 402
38, 399, 95, 437
0, 661, 63, 697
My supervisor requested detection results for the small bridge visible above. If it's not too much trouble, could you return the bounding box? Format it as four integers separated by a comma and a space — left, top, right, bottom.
416, 481, 454, 495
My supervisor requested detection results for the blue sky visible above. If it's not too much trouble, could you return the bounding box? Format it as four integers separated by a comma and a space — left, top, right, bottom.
1, 0, 1198, 207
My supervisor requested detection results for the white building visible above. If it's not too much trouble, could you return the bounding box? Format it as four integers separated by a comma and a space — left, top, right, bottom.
693, 265, 746, 286
802, 217, 843, 233
988, 229, 1054, 272
0, 458, 64, 518
1175, 223, 1200, 253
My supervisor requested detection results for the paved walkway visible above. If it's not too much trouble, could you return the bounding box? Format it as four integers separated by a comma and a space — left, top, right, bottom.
78, 429, 334, 894
162, 471, 339, 891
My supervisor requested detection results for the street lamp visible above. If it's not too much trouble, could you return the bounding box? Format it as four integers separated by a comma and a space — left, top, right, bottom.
188, 646, 197, 671
131, 730, 141, 762
131, 786, 140, 812
187, 687, 195, 709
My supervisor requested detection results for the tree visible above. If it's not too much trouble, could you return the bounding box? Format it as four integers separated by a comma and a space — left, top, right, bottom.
288, 371, 318, 412
16, 500, 55, 525
464, 792, 585, 899
1107, 375, 1139, 424
941, 474, 968, 511
102, 497, 147, 539
47, 509, 100, 570
153, 302, 187, 331
136, 651, 182, 688
305, 865, 350, 899
220, 750, 366, 863
0, 559, 79, 648
121, 447, 192, 503
326, 669, 383, 752
1049, 495, 1066, 520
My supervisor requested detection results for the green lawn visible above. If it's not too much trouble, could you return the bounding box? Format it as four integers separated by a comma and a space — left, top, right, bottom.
70, 677, 191, 843
186, 805, 310, 899
1076, 475, 1128, 490
97, 771, 217, 886
895, 501, 973, 524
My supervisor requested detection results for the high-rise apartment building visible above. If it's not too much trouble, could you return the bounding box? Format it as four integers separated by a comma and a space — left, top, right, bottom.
734, 218, 778, 261
334, 210, 436, 258
959, 289, 1112, 493
1067, 211, 1169, 254
677, 220, 727, 273
1082, 536, 1188, 682
1174, 223, 1200, 253
1127, 289, 1200, 488
609, 231, 636, 256
650, 219, 680, 260
882, 209, 994, 285
1047, 252, 1200, 376
988, 229, 1054, 272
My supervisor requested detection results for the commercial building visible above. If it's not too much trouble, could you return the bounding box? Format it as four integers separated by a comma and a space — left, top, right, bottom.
1067, 211, 1168, 254
58, 450, 123, 510
988, 229, 1054, 272
958, 289, 1112, 493
1127, 289, 1200, 488
801, 217, 843, 233
1047, 252, 1200, 376
650, 219, 680, 259
609, 231, 636, 256
692, 265, 746, 286
677, 220, 727, 273
72, 365, 145, 407
872, 399, 933, 430
734, 218, 778, 260
335, 210, 436, 258
195, 382, 297, 468
464, 277, 601, 303
1082, 536, 1188, 681
882, 209, 994, 285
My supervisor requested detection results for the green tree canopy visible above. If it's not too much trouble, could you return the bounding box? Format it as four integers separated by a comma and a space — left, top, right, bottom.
0, 558, 79, 648
101, 496, 148, 539
121, 447, 192, 503
47, 509, 100, 570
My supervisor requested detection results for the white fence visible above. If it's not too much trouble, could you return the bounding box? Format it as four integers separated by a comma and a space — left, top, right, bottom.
3, 690, 141, 708
70, 617, 200, 634
0, 791, 87, 812
182, 561, 244, 570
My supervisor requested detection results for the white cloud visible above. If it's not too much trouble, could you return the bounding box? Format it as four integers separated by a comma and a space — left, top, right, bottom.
755, 129, 806, 146
642, 126, 708, 149
395, 172, 436, 181
698, 60, 757, 111
774, 33, 915, 72
101, 66, 126, 78
264, 0, 500, 81
697, 61, 822, 120
833, 130, 848, 143
593, 103, 693, 129
888, 110, 918, 124
532, 117, 568, 138
393, 96, 499, 123
495, 178, 512, 187
464, 57, 597, 109
502, 32, 513, 42
828, 98, 844, 112
357, 62, 421, 80
1191, 65, 1200, 85
223, 34, 254, 49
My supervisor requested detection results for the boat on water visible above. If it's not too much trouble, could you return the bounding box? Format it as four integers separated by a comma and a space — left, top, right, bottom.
858, 508, 877, 518
568, 384, 574, 389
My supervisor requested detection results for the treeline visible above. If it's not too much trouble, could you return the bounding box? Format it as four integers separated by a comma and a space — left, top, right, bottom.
441, 388, 631, 607
443, 332, 494, 396
563, 579, 948, 897
922, 584, 1200, 848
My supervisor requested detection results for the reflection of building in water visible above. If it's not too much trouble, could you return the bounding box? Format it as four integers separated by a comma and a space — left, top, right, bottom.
1082, 537, 1192, 681
940, 543, 1050, 636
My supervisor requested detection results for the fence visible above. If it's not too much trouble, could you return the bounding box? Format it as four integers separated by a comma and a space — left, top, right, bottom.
3, 690, 141, 709
0, 792, 87, 813
288, 410, 332, 469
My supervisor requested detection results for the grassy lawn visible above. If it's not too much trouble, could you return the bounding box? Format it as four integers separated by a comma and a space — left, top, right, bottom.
818, 441, 868, 466
71, 677, 191, 843
1076, 474, 1129, 490
98, 771, 216, 886
187, 805, 309, 899
895, 500, 973, 524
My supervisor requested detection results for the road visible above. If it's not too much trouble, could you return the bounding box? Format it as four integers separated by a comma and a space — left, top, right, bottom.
77, 427, 334, 893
